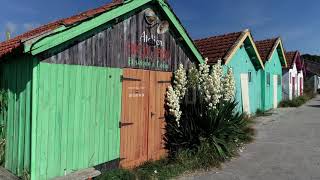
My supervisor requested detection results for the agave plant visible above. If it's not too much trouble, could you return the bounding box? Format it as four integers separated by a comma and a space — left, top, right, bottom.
164, 87, 255, 160
165, 62, 254, 164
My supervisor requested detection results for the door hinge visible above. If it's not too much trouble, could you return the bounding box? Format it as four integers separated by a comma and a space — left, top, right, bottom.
157, 80, 171, 83
121, 75, 141, 82
119, 122, 134, 128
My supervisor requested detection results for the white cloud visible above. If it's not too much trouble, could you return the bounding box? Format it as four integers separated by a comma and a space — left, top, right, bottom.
244, 17, 272, 27
23, 22, 40, 31
5, 22, 17, 33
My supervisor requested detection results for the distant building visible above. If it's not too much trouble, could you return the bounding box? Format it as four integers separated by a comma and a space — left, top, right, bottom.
283, 51, 304, 100
305, 60, 320, 93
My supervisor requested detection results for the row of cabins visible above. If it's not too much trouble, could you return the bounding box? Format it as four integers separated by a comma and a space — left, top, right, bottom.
195, 30, 305, 114
0, 0, 305, 179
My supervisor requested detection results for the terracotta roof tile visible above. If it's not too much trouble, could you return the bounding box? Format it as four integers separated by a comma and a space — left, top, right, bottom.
194, 31, 242, 64
0, 0, 123, 59
285, 51, 298, 68
255, 38, 278, 62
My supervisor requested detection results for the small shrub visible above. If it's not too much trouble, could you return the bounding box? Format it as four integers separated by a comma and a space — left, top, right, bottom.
0, 89, 7, 165
280, 95, 312, 107
134, 159, 186, 180
22, 171, 31, 180
0, 89, 7, 115
0, 138, 5, 165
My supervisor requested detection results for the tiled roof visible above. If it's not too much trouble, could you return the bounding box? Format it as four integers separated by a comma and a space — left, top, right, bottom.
194, 31, 243, 64
285, 51, 298, 68
255, 38, 278, 62
0, 0, 123, 58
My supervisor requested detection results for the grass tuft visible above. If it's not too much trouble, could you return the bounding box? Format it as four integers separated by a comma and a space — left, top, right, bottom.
96, 169, 135, 180
280, 94, 313, 107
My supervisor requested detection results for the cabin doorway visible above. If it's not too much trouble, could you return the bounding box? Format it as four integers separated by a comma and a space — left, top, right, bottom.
120, 68, 172, 168
300, 77, 303, 96
240, 73, 250, 114
273, 75, 278, 108
292, 77, 296, 97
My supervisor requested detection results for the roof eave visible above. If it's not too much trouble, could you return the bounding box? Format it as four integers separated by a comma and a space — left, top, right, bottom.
267, 38, 287, 68
278, 39, 288, 68
224, 30, 265, 69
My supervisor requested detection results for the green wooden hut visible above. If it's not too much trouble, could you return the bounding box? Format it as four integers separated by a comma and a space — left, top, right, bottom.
0, 0, 204, 179
195, 29, 264, 114
255, 38, 287, 111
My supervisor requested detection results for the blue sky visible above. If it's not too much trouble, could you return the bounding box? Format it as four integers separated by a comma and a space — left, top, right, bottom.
1, 0, 320, 54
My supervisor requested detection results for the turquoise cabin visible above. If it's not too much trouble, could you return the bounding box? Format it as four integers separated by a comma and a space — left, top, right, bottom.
256, 38, 287, 111
195, 29, 264, 114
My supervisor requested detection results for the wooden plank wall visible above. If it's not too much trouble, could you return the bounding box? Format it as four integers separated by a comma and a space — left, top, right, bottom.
0, 57, 32, 177
41, 7, 195, 72
31, 63, 123, 180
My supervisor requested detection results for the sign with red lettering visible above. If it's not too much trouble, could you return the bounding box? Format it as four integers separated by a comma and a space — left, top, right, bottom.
126, 9, 172, 71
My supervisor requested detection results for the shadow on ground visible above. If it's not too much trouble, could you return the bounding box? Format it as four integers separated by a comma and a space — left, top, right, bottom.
307, 105, 320, 108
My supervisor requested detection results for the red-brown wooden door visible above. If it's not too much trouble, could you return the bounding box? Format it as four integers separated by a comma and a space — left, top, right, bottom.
148, 71, 172, 160
120, 69, 172, 168
120, 69, 149, 168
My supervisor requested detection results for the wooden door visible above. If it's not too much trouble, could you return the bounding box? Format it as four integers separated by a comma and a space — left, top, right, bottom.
292, 77, 296, 98
148, 71, 172, 160
120, 69, 172, 168
240, 74, 250, 114
273, 75, 278, 109
300, 77, 303, 96
120, 69, 150, 168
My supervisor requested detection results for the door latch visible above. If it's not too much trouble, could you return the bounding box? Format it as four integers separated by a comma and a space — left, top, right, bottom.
151, 112, 156, 117
119, 122, 134, 128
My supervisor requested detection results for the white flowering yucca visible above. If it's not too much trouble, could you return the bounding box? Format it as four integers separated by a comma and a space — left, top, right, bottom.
166, 60, 236, 124
187, 66, 199, 88
222, 68, 236, 101
173, 64, 188, 99
214, 60, 224, 94
202, 60, 223, 110
166, 85, 182, 125
198, 58, 210, 86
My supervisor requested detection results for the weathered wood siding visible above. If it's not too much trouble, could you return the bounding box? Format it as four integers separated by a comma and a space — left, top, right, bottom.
31, 62, 123, 180
41, 7, 195, 71
0, 57, 33, 177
